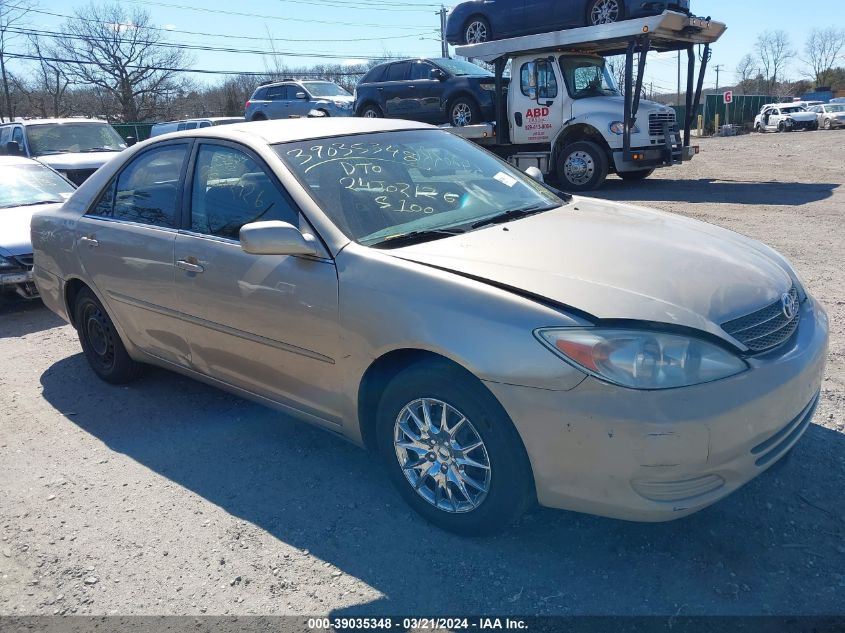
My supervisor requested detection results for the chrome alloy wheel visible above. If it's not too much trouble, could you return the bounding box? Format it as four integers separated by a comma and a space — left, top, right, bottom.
590, 0, 620, 24
563, 150, 595, 186
393, 398, 491, 513
465, 20, 488, 44
451, 102, 473, 126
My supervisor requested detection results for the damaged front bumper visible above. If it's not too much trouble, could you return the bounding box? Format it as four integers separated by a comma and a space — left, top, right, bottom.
1, 260, 39, 299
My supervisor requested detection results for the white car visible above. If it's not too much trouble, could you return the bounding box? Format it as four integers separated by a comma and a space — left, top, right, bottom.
754, 104, 819, 133
0, 156, 75, 299
808, 103, 845, 130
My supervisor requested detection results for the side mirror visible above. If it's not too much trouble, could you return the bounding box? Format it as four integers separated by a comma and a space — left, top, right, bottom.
5, 140, 22, 155
239, 221, 319, 257
431, 69, 447, 81
524, 166, 544, 183
125, 136, 137, 147
295, 91, 308, 100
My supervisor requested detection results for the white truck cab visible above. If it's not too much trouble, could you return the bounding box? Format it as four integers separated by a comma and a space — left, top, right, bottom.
453, 11, 726, 191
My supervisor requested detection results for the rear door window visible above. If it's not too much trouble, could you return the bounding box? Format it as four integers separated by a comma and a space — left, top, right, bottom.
90, 144, 188, 227
385, 62, 410, 81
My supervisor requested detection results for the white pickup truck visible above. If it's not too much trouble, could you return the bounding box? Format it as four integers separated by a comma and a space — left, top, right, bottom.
449, 12, 726, 190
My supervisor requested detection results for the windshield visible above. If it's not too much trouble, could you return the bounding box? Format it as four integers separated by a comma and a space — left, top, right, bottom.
781, 107, 805, 113
559, 56, 619, 99
0, 163, 75, 209
433, 58, 492, 77
276, 129, 565, 246
303, 82, 351, 97
25, 123, 127, 156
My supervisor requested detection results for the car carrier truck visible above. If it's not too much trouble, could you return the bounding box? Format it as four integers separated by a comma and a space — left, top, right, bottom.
447, 11, 726, 190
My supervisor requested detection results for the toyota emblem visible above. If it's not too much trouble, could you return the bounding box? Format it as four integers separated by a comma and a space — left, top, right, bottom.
781, 293, 798, 320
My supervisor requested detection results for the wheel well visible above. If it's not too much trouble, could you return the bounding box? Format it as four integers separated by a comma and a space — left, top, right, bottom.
446, 92, 479, 113
64, 277, 88, 328
358, 349, 478, 452
250, 113, 267, 121
356, 101, 380, 116
464, 13, 489, 32
553, 124, 612, 167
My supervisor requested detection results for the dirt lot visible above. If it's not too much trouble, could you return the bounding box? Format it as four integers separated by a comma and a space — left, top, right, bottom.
1, 130, 844, 618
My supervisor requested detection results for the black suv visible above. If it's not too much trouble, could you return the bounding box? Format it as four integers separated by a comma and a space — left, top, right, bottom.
353, 57, 506, 127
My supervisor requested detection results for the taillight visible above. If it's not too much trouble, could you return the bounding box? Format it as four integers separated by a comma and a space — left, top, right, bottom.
245, 100, 251, 109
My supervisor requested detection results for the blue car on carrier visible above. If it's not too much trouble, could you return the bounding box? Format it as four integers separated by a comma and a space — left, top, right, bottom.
446, 0, 690, 44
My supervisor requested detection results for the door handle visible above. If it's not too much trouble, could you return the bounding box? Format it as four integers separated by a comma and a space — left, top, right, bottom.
79, 236, 99, 247
176, 259, 205, 273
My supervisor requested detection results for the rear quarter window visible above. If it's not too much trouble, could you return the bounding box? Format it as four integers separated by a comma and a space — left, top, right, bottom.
362, 65, 387, 84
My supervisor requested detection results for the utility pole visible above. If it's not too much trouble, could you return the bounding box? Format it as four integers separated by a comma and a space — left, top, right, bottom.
713, 64, 724, 93
438, 7, 449, 58
676, 50, 681, 106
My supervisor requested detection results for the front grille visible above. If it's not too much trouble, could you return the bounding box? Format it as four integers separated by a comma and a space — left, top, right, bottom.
722, 286, 800, 353
649, 111, 677, 137
63, 169, 96, 186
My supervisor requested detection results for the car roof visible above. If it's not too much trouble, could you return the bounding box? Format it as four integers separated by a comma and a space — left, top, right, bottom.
0, 155, 41, 166
0, 118, 110, 126
147, 118, 433, 145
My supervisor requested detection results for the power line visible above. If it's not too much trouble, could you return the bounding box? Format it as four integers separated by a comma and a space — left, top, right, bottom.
120, 0, 436, 29
3, 3, 435, 41
6, 25, 429, 59
2, 50, 376, 76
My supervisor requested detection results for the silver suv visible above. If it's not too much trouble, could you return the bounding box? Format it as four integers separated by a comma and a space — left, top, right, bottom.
245, 80, 354, 121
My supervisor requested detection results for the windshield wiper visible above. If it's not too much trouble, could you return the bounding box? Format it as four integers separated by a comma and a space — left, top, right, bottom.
10, 200, 64, 207
37, 150, 71, 156
371, 228, 464, 249
471, 203, 558, 229
79, 147, 122, 153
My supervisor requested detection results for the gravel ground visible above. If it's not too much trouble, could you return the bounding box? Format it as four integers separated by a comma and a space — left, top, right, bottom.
1, 130, 844, 618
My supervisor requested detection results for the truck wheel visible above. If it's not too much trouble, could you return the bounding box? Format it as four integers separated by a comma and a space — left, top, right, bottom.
587, 0, 623, 25
464, 16, 490, 44
556, 141, 609, 191
449, 97, 480, 127
618, 168, 654, 181
359, 104, 383, 118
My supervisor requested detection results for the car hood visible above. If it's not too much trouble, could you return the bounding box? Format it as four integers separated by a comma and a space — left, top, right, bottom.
36, 151, 120, 171
784, 112, 817, 121
572, 95, 670, 118
389, 197, 792, 343
0, 202, 63, 255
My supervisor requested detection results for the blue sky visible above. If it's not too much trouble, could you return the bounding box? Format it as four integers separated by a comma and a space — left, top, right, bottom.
10, 0, 844, 92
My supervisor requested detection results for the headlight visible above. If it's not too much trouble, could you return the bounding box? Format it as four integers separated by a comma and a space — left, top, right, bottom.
480, 83, 496, 91
333, 100, 352, 109
536, 328, 748, 390
0, 255, 17, 269
609, 121, 640, 135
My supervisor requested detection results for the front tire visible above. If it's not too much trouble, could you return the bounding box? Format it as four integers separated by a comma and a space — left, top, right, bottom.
448, 96, 480, 127
376, 361, 534, 536
555, 141, 609, 191
618, 168, 655, 181
359, 103, 383, 118
586, 0, 623, 25
823, 118, 832, 130
74, 288, 142, 384
464, 16, 490, 44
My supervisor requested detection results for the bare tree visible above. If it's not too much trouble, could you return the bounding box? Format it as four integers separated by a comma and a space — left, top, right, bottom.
12, 35, 72, 117
755, 30, 794, 94
735, 53, 758, 94
804, 27, 845, 87
52, 2, 191, 121
0, 0, 34, 121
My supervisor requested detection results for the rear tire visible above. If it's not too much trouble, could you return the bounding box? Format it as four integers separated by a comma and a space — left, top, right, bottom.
555, 141, 609, 191
359, 103, 383, 118
618, 168, 655, 181
463, 16, 490, 44
376, 361, 534, 536
74, 288, 142, 384
250, 113, 267, 122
